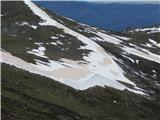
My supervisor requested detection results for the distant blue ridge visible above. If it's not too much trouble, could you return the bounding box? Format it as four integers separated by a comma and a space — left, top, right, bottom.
34, 1, 160, 32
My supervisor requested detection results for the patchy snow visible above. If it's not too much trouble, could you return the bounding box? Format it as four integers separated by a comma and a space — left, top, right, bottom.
59, 34, 65, 37
2, 0, 145, 95
122, 55, 135, 63
34, 59, 64, 71
149, 39, 157, 45
38, 46, 46, 51
113, 35, 131, 41
141, 43, 153, 48
28, 37, 32, 40
95, 32, 122, 44
134, 27, 160, 33
146, 43, 153, 48
34, 42, 43, 45
136, 60, 139, 64
149, 39, 160, 48
78, 29, 83, 32
153, 74, 157, 77
18, 21, 29, 26
65, 17, 75, 22
51, 36, 58, 39
122, 46, 160, 64
1, 50, 146, 95
27, 46, 47, 58
30, 25, 38, 29
113, 100, 117, 103
17, 21, 37, 29
51, 42, 57, 45
119, 42, 160, 64
57, 41, 63, 45
152, 70, 156, 73
96, 33, 160, 66
91, 37, 103, 41
129, 43, 135, 47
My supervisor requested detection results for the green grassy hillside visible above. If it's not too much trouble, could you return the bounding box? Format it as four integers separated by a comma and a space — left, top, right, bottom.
2, 64, 160, 120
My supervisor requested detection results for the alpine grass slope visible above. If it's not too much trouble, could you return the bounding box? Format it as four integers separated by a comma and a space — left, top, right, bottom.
1, 0, 160, 120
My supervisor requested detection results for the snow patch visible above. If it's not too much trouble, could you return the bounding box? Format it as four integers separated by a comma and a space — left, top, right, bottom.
122, 46, 160, 64
59, 34, 65, 37
51, 42, 57, 45
149, 39, 160, 48
28, 37, 32, 40
91, 37, 103, 41
122, 55, 135, 63
95, 32, 122, 44
152, 70, 156, 73
51, 36, 58, 39
57, 41, 63, 45
27, 46, 47, 58
30, 25, 38, 29
17, 21, 37, 29
11, 0, 147, 95
113, 35, 131, 41
1, 50, 146, 95
146, 43, 153, 48
134, 27, 160, 33
136, 60, 139, 64
113, 101, 117, 103
34, 42, 43, 45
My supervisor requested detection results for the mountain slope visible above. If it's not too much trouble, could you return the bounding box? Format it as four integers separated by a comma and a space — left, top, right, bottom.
3, 63, 160, 120
2, 0, 147, 94
1, 0, 160, 120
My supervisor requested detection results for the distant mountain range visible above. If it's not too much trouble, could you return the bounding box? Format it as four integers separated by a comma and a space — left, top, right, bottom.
35, 1, 160, 31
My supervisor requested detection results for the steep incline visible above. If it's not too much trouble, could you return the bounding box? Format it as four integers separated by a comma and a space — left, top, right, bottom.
1, 0, 145, 94
1, 1, 160, 120
2, 0, 160, 95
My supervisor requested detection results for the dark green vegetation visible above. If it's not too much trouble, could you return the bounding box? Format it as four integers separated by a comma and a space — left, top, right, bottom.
96, 33, 160, 96
53, 11, 160, 95
1, 1, 160, 120
2, 64, 160, 120
52, 10, 160, 96
1, 1, 91, 63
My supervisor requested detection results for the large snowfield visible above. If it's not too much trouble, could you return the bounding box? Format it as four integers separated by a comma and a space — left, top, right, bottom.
1, 0, 160, 95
